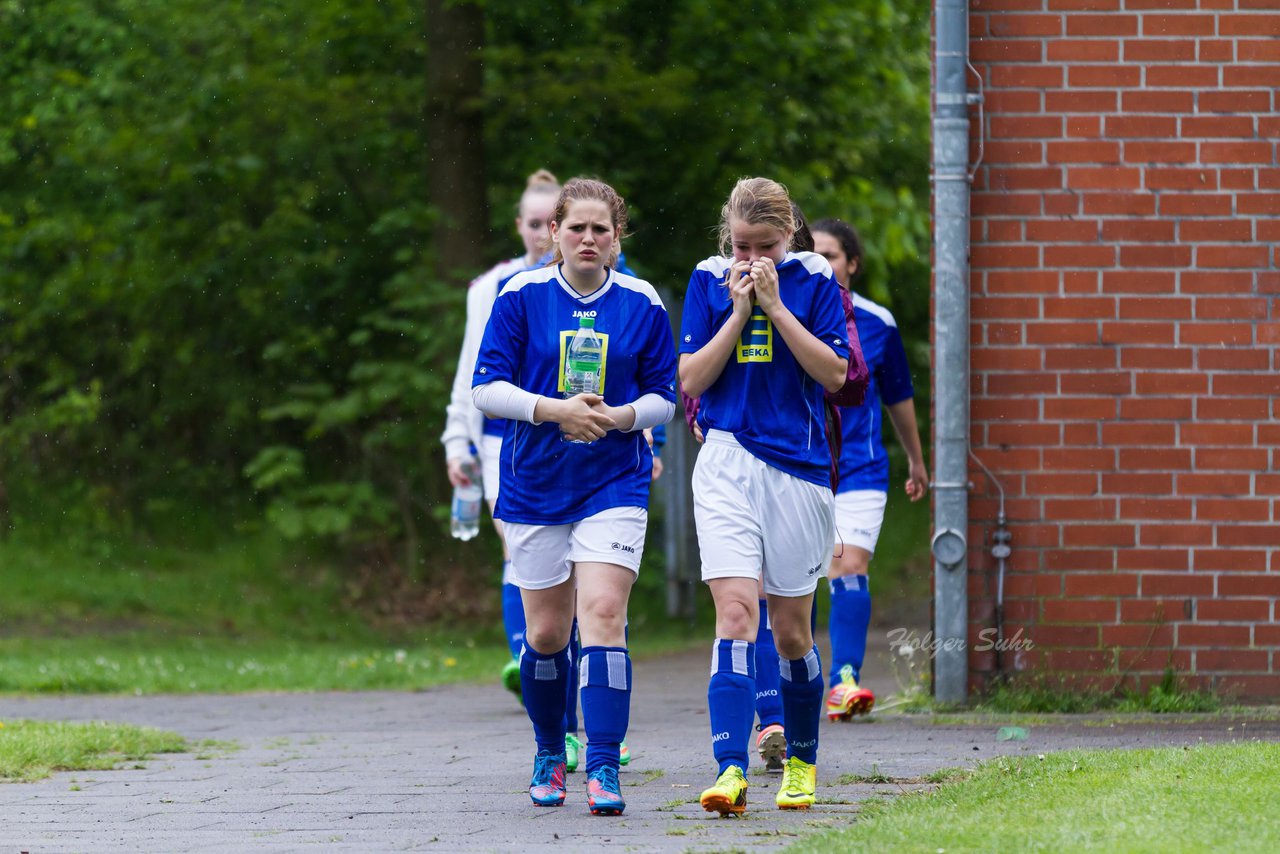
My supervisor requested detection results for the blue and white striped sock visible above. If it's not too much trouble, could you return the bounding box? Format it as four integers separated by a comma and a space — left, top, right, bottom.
754, 599, 783, 728
519, 642, 569, 756
579, 646, 631, 775
779, 646, 823, 765
707, 638, 755, 774
501, 577, 525, 659
828, 575, 870, 685
564, 619, 580, 735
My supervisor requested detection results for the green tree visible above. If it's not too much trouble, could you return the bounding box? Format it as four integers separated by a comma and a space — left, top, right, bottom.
1, 0, 931, 589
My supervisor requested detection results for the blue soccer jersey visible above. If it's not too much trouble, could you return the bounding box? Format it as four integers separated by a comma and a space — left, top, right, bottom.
474, 265, 678, 525
837, 293, 916, 493
679, 252, 850, 487
486, 255, 639, 441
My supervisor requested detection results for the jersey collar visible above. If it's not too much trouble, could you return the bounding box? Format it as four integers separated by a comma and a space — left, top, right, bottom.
555, 264, 615, 305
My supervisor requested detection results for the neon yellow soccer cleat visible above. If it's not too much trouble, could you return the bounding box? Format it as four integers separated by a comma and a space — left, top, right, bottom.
700, 764, 748, 816
775, 756, 816, 809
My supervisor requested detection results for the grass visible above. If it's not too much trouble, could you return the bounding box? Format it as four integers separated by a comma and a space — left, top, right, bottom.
0, 519, 704, 694
788, 741, 1280, 853
0, 523, 389, 644
0, 636, 511, 693
0, 473, 934, 695
0, 719, 186, 782
972, 669, 1222, 715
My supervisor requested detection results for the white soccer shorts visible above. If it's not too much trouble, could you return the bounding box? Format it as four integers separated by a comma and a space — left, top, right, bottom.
833, 489, 888, 555
503, 506, 647, 590
692, 430, 835, 597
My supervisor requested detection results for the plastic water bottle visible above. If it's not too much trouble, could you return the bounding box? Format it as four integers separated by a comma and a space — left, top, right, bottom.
450, 459, 482, 541
562, 316, 603, 444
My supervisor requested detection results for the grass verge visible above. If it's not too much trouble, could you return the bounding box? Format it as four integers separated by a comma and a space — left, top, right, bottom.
0, 477, 930, 694
0, 719, 186, 782
0, 627, 704, 694
788, 741, 1280, 853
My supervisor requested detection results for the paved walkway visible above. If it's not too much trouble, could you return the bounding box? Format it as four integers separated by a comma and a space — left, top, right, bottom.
2, 637, 1277, 853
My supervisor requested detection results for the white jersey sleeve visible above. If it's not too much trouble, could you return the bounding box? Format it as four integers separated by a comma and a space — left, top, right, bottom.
440, 258, 521, 460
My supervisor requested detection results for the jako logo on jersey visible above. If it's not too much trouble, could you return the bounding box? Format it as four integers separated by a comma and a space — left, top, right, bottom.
572, 310, 598, 318
611, 542, 636, 554
711, 731, 731, 743
807, 562, 823, 576
737, 307, 773, 363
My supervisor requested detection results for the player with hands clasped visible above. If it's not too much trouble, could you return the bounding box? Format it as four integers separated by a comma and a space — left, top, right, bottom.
472, 177, 677, 816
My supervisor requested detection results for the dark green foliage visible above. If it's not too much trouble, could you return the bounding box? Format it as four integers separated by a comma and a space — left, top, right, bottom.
977, 669, 1222, 714
1, 0, 931, 591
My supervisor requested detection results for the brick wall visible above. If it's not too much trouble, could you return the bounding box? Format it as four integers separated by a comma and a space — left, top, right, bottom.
964, 1, 1279, 699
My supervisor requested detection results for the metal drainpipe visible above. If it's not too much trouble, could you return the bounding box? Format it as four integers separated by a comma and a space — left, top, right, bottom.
970, 450, 1012, 677
931, 0, 975, 705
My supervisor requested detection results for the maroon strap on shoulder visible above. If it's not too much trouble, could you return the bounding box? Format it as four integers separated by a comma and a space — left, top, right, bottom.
825, 284, 869, 408
825, 398, 842, 493
681, 388, 700, 434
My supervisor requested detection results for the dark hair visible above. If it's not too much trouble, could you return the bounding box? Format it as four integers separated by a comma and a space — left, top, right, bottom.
790, 202, 814, 252
551, 177, 628, 265
811, 217, 865, 287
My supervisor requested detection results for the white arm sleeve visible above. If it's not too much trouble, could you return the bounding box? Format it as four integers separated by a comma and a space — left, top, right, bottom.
472, 381, 542, 424
625, 393, 676, 432
441, 272, 500, 460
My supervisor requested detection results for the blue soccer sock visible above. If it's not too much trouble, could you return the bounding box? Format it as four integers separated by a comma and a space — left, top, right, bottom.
754, 599, 783, 729
779, 646, 823, 765
707, 638, 756, 774
579, 646, 631, 775
564, 619, 580, 735
519, 642, 570, 756
501, 577, 525, 660
828, 575, 871, 686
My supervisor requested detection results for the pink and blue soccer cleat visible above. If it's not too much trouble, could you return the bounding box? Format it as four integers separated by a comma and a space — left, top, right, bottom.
586, 766, 625, 816
529, 753, 567, 807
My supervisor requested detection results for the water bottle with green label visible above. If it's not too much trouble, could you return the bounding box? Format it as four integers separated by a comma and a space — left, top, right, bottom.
562, 316, 602, 444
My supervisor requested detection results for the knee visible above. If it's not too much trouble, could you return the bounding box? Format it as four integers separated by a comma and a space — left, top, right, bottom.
524, 622, 571, 654
829, 547, 870, 578
578, 595, 627, 635
771, 621, 813, 660
716, 598, 757, 639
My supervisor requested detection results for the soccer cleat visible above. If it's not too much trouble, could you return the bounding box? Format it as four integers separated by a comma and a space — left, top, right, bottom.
564, 733, 584, 772
619, 741, 632, 766
756, 723, 786, 774
501, 658, 522, 701
826, 664, 875, 721
700, 765, 748, 816
775, 756, 817, 810
529, 752, 567, 807
585, 766, 626, 815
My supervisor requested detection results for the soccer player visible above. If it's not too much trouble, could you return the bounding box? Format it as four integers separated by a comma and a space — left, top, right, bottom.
681, 177, 863, 814
494, 247, 645, 773
442, 169, 561, 699
472, 178, 677, 816
811, 217, 929, 720
680, 203, 865, 772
